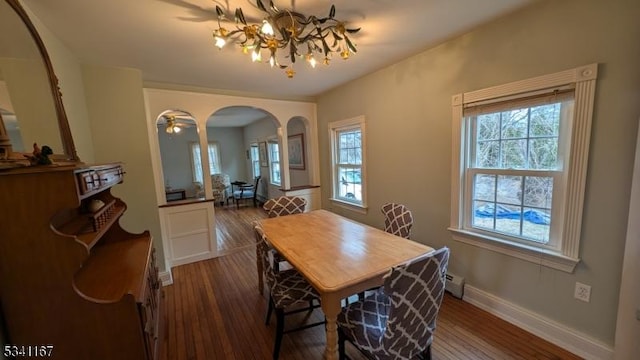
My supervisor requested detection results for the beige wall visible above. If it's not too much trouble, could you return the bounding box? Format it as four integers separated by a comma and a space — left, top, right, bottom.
317, 0, 640, 346
81, 65, 165, 270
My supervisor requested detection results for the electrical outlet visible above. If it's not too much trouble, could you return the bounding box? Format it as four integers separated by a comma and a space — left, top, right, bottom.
574, 282, 591, 302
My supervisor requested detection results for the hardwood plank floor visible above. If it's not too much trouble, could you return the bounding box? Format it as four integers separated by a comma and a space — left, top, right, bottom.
160, 207, 582, 359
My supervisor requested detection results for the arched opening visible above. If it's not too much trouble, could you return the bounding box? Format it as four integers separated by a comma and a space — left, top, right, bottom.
155, 109, 201, 202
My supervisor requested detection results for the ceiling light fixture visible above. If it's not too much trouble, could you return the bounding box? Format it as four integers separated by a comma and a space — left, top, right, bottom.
164, 117, 182, 134
212, 0, 360, 78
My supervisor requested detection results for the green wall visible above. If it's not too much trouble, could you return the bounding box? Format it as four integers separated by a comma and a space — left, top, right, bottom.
317, 0, 640, 345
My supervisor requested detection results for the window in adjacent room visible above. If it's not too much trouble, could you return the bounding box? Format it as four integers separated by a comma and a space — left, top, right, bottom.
191, 142, 221, 183
329, 115, 367, 211
450, 64, 598, 272
268, 140, 280, 185
250, 143, 260, 179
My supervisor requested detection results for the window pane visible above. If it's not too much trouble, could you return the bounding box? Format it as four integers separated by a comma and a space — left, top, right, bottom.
529, 138, 558, 170
501, 139, 526, 168
497, 175, 522, 205
340, 149, 348, 163
338, 167, 362, 201
476, 140, 500, 168
477, 113, 500, 141
494, 204, 522, 237
522, 207, 550, 242
530, 104, 560, 137
473, 174, 496, 202
473, 200, 495, 230
501, 109, 528, 139
524, 176, 553, 208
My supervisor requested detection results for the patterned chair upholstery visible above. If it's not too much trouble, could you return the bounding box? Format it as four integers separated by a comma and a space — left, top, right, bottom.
357, 203, 415, 302
254, 225, 324, 360
211, 173, 230, 206
257, 196, 306, 289
381, 203, 414, 239
338, 247, 450, 360
263, 196, 307, 218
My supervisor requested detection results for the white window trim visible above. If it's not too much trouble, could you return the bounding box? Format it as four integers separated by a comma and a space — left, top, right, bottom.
268, 139, 281, 186
328, 115, 368, 212
450, 64, 598, 273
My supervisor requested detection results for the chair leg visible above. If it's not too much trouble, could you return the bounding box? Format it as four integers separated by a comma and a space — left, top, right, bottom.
265, 297, 274, 325
419, 345, 432, 360
338, 327, 346, 360
273, 309, 285, 360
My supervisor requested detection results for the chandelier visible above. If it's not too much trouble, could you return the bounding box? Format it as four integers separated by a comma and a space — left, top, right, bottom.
212, 1, 360, 78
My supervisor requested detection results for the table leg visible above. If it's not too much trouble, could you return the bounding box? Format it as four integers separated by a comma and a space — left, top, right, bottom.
321, 292, 342, 360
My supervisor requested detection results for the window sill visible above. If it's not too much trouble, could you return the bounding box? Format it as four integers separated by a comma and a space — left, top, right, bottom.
330, 198, 368, 215
448, 228, 579, 273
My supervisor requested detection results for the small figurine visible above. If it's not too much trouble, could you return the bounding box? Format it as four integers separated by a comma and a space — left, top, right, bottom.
24, 143, 53, 165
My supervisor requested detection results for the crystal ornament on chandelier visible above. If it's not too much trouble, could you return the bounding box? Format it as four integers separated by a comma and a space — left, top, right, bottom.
212, 0, 360, 78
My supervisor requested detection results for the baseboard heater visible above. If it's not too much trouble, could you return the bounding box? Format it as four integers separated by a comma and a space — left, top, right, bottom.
445, 272, 465, 299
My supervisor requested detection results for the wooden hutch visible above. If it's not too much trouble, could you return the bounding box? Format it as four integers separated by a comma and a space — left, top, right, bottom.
0, 163, 162, 359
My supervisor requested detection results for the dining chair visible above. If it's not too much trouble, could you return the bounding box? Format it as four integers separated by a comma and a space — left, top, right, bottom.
263, 196, 307, 218
381, 202, 414, 239
256, 196, 307, 294
338, 247, 450, 360
254, 225, 325, 360
233, 176, 261, 209
357, 202, 415, 302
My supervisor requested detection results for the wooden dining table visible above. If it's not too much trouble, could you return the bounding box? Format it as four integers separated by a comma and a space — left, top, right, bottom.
257, 209, 434, 360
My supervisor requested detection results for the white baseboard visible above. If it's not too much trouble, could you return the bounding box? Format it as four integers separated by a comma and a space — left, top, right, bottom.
463, 285, 613, 360
159, 270, 173, 286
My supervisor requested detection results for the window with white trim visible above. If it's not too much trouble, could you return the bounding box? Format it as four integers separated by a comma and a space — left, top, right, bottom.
191, 142, 221, 183
450, 64, 598, 272
329, 116, 367, 210
250, 143, 260, 179
268, 140, 280, 185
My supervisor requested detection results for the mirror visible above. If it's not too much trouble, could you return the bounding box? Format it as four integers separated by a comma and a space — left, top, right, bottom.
0, 0, 78, 163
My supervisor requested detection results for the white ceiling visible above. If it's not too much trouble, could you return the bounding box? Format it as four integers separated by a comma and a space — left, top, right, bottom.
22, 0, 534, 102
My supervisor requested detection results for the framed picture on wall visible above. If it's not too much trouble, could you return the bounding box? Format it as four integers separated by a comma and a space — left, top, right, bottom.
288, 133, 305, 170
259, 141, 268, 167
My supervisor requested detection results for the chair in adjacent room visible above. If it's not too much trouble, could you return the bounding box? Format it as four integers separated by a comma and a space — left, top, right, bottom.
338, 247, 450, 360
381, 202, 414, 239
263, 196, 307, 218
233, 176, 261, 209
254, 225, 325, 360
211, 173, 231, 206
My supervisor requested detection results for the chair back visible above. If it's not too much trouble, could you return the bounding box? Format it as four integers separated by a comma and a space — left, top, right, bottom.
263, 196, 307, 218
211, 173, 231, 189
381, 203, 413, 239
254, 225, 275, 285
381, 247, 450, 359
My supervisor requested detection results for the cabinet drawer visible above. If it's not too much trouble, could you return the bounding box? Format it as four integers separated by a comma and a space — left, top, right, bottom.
76, 165, 124, 198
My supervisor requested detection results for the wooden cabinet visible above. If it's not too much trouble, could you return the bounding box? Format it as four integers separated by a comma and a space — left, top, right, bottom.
0, 163, 162, 360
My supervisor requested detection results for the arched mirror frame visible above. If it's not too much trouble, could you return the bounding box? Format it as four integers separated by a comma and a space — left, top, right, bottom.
2, 0, 79, 162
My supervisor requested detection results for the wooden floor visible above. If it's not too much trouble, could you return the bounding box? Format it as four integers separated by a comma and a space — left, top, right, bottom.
160, 207, 582, 360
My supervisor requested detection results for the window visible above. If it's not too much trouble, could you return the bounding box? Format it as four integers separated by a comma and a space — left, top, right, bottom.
329, 116, 367, 210
191, 142, 221, 183
450, 64, 598, 272
250, 144, 260, 179
268, 140, 280, 185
